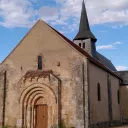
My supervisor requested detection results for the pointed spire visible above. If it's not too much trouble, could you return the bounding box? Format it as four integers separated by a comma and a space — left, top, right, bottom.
80, 0, 90, 31
74, 0, 97, 42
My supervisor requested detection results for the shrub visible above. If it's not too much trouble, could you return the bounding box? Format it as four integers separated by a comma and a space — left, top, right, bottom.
59, 119, 66, 128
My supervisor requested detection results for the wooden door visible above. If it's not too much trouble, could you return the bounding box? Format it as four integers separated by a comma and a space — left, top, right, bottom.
36, 105, 48, 128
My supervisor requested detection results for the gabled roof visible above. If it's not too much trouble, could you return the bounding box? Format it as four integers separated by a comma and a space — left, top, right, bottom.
45, 22, 120, 79
0, 19, 121, 79
74, 0, 97, 42
96, 52, 117, 71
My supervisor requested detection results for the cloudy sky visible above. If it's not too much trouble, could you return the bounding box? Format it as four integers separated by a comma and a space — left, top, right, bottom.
0, 0, 128, 71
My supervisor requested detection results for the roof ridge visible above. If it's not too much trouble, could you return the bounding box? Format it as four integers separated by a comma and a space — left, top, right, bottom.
45, 22, 121, 79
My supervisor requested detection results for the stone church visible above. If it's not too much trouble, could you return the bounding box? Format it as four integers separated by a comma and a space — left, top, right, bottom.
0, 0, 128, 128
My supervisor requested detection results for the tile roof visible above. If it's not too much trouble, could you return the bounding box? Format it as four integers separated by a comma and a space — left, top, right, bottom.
96, 52, 117, 71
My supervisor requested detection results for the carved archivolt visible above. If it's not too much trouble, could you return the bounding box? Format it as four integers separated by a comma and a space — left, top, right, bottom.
20, 83, 57, 128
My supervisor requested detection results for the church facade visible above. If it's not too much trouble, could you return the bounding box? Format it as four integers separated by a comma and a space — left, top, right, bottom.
0, 1, 128, 128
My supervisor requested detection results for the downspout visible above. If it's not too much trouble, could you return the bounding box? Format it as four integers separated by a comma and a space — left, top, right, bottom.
82, 62, 86, 128
2, 71, 7, 127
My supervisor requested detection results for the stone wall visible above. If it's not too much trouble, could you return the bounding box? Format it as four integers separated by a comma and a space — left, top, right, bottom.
0, 58, 89, 128
89, 62, 120, 126
74, 39, 92, 56
0, 20, 89, 128
0, 69, 4, 126
120, 86, 128, 120
74, 39, 96, 58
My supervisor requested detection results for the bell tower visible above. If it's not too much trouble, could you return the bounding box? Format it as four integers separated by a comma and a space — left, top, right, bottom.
73, 0, 97, 57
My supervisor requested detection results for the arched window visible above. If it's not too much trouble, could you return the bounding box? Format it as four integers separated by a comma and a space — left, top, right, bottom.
97, 83, 101, 101
117, 90, 120, 104
79, 43, 81, 47
83, 42, 85, 49
4, 71, 7, 86
38, 56, 42, 70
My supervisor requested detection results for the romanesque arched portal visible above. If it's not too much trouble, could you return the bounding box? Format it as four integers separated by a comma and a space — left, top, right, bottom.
20, 83, 57, 128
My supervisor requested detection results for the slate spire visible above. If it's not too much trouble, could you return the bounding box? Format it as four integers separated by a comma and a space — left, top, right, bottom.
74, 0, 97, 42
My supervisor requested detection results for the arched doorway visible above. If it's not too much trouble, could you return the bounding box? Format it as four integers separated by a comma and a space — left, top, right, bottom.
35, 98, 48, 128
20, 83, 57, 128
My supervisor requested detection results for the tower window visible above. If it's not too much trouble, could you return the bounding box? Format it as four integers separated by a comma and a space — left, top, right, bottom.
97, 83, 101, 101
38, 56, 42, 70
83, 43, 85, 49
79, 43, 81, 47
117, 90, 120, 104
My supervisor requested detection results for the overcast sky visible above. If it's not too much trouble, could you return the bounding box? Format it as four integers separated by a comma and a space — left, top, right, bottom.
0, 0, 128, 71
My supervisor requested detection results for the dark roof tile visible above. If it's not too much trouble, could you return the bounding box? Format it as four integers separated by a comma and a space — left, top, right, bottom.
96, 52, 117, 71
